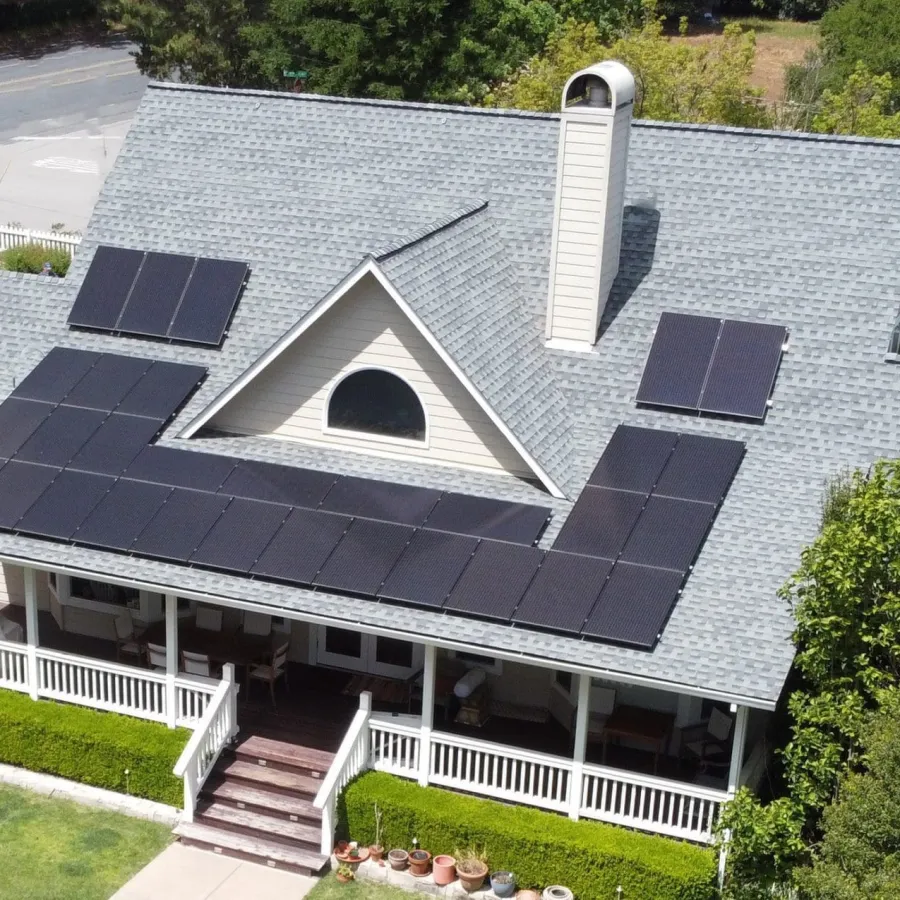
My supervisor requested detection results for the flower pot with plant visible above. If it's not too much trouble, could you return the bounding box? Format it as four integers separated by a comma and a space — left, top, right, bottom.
454, 847, 489, 892
388, 848, 408, 870
491, 871, 516, 898
336, 864, 355, 884
433, 854, 456, 886
408, 849, 431, 876
369, 803, 384, 863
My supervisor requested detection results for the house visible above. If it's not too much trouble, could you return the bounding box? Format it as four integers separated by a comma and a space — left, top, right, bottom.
0, 60, 897, 873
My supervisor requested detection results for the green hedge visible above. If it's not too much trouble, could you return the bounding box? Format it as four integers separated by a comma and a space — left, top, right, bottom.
0, 688, 187, 806
0, 243, 72, 276
343, 772, 718, 900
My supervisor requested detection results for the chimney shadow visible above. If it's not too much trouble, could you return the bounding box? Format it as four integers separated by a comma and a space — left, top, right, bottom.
598, 205, 660, 338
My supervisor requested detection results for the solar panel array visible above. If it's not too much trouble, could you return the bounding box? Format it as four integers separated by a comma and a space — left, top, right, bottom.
0, 350, 744, 651
67, 246, 250, 348
637, 312, 787, 419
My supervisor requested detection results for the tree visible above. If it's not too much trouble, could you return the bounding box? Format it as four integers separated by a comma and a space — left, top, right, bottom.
812, 62, 900, 137
485, 2, 771, 128
720, 462, 900, 898
797, 691, 900, 900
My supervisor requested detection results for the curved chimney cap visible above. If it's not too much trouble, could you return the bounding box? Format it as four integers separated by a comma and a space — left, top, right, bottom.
562, 61, 636, 111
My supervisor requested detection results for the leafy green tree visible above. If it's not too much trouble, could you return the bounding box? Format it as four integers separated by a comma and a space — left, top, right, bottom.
797, 691, 900, 899
812, 62, 900, 137
485, 2, 770, 127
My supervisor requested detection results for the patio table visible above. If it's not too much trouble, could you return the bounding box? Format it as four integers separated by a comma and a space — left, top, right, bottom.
140, 617, 276, 671
600, 704, 675, 774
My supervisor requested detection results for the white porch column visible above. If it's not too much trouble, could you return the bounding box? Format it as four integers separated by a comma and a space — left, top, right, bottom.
417, 643, 436, 787
23, 568, 39, 701
164, 594, 178, 729
726, 705, 749, 796
568, 672, 590, 820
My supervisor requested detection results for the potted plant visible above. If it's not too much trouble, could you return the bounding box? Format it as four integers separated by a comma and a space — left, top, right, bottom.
388, 848, 408, 870
454, 847, 489, 892
369, 803, 384, 863
348, 841, 360, 860
433, 853, 456, 886
408, 848, 432, 876
336, 864, 355, 884
491, 871, 516, 898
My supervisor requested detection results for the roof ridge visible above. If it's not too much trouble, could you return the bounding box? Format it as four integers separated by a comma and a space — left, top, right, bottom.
368, 200, 489, 261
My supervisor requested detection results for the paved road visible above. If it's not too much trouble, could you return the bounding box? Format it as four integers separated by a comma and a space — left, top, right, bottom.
0, 35, 148, 232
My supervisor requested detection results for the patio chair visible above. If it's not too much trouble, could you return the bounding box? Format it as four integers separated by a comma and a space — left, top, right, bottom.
114, 613, 142, 663
195, 607, 223, 632
181, 650, 214, 678
679, 707, 733, 769
145, 642, 167, 672
241, 611, 272, 637
248, 641, 289, 707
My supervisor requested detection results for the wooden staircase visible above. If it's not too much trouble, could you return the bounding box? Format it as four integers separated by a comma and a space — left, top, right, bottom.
175, 733, 334, 876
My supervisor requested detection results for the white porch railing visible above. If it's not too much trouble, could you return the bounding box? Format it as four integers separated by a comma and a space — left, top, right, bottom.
0, 226, 81, 254
173, 664, 239, 822
0, 643, 218, 728
313, 692, 373, 855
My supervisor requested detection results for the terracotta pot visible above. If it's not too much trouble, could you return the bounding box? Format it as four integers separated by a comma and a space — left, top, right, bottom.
433, 854, 456, 886
335, 840, 349, 855
517, 892, 542, 900
388, 849, 408, 871
336, 872, 353, 884
408, 849, 432, 877
369, 845, 384, 863
456, 860, 489, 892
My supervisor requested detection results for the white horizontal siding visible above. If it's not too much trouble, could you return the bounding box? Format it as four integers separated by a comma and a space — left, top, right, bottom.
213, 274, 532, 477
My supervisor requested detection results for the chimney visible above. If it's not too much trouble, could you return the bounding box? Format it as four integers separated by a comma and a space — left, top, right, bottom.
545, 61, 635, 350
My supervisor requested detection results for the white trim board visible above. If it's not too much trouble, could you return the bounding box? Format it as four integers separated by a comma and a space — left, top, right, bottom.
179, 258, 564, 498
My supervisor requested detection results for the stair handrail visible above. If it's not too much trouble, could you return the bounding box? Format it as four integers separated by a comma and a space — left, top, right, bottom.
313, 691, 372, 855
173, 663, 239, 822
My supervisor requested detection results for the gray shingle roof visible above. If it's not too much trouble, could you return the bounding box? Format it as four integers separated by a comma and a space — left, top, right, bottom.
1, 83, 899, 707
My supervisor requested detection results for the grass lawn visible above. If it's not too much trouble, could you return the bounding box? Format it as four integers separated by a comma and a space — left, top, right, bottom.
0, 785, 172, 900
307, 872, 411, 900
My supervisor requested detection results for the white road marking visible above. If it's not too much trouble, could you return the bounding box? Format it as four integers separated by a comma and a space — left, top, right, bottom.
32, 156, 100, 174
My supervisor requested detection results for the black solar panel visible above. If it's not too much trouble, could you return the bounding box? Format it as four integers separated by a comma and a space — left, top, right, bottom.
16, 406, 107, 467
587, 425, 679, 493
125, 445, 236, 491
320, 476, 440, 526
220, 461, 337, 508
699, 320, 787, 419
116, 361, 206, 421
0, 461, 57, 528
62, 354, 152, 413
314, 519, 413, 595
0, 399, 54, 458
69, 414, 162, 475
132, 489, 231, 561
11, 348, 99, 404
619, 495, 715, 573
191, 498, 290, 572
378, 529, 478, 608
117, 252, 195, 336
445, 540, 543, 620
512, 551, 613, 633
67, 246, 144, 330
654, 434, 744, 504
16, 470, 114, 540
75, 478, 173, 550
636, 313, 721, 410
251, 507, 350, 584
167, 257, 248, 346
552, 487, 646, 559
424, 493, 551, 544
582, 562, 685, 648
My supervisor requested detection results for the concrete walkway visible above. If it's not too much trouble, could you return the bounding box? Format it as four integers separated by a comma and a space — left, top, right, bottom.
110, 843, 318, 900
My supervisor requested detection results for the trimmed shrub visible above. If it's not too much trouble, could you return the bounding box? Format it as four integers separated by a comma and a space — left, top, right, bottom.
343, 772, 718, 900
0, 688, 187, 806
0, 242, 72, 276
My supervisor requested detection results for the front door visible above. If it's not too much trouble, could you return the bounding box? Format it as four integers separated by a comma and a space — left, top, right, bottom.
315, 626, 422, 679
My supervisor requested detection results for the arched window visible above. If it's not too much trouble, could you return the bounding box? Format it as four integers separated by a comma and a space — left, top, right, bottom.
327, 369, 426, 441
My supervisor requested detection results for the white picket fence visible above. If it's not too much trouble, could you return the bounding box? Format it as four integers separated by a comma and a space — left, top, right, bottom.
0, 226, 82, 254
